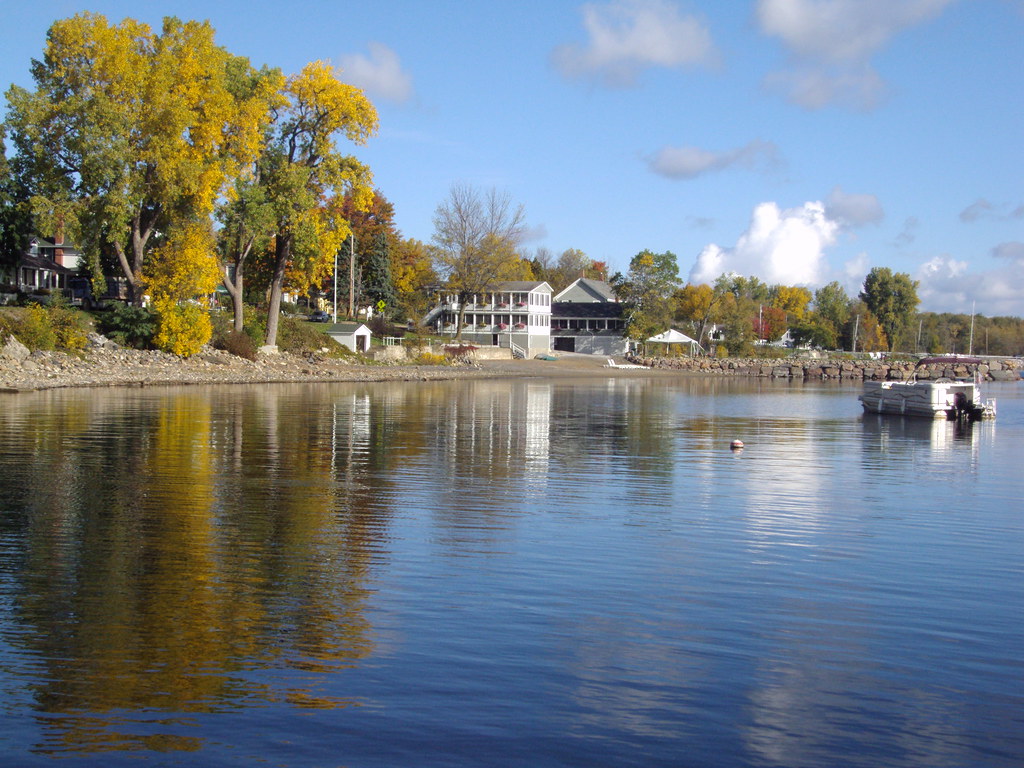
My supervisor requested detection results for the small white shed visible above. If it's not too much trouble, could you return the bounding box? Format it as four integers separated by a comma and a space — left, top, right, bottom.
327, 322, 372, 352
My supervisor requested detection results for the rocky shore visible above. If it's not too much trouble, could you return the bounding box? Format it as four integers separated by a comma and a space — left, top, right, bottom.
3, 332, 1021, 393
0, 334, 498, 392
627, 354, 1023, 381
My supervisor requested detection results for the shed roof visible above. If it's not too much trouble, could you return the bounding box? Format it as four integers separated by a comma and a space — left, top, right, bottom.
328, 322, 371, 334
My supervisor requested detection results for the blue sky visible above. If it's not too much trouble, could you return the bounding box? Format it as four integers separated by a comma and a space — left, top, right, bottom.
3, 1, 1022, 315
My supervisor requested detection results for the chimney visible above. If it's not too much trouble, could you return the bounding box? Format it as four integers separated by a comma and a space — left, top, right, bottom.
54, 219, 65, 266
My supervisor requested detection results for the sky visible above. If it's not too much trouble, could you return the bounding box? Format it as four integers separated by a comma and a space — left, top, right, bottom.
2, 0, 1022, 316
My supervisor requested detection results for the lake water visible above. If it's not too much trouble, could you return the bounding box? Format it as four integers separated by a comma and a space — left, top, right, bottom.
0, 376, 1021, 767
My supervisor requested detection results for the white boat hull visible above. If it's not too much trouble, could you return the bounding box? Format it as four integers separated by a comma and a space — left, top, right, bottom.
859, 380, 996, 420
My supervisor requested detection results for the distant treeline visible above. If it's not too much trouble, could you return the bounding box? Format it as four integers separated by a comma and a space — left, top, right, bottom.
912, 312, 1023, 357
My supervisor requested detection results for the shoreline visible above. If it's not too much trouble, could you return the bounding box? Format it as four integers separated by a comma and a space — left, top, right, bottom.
1, 345, 650, 393
2, 343, 1020, 393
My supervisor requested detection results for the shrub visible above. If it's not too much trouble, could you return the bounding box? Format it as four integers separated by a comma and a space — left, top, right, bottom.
443, 344, 478, 364
153, 302, 211, 357
413, 351, 448, 366
276, 314, 340, 356
48, 305, 89, 352
17, 304, 57, 350
98, 304, 157, 348
215, 330, 258, 360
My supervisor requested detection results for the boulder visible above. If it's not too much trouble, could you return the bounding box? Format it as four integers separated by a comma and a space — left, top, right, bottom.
1, 335, 30, 362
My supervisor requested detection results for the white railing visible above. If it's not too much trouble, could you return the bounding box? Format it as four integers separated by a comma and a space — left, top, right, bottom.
382, 336, 403, 346
510, 340, 526, 359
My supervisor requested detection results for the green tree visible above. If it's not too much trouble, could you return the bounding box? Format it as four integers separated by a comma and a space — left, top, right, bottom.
215, 64, 287, 332
718, 292, 757, 356
0, 126, 32, 283
217, 174, 279, 332
336, 190, 400, 318
6, 13, 278, 306
715, 273, 770, 302
859, 267, 919, 352
812, 281, 851, 346
363, 232, 397, 318
259, 60, 378, 347
431, 184, 527, 339
790, 317, 837, 349
612, 250, 680, 340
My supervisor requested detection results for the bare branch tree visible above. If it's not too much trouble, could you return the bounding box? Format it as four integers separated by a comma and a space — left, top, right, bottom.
431, 184, 527, 338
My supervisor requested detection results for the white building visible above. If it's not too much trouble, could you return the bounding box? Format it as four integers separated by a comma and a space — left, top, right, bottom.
428, 281, 552, 358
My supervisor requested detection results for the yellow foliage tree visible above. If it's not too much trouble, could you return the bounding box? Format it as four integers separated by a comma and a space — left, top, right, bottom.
7, 13, 282, 305
146, 223, 220, 356
770, 284, 813, 321
259, 61, 378, 347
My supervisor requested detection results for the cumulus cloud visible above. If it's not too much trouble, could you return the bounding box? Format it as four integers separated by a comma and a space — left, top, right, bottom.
688, 201, 839, 286
959, 197, 1024, 222
756, 0, 955, 109
552, 0, 717, 87
647, 139, 780, 179
914, 250, 1024, 316
825, 185, 884, 226
339, 42, 414, 103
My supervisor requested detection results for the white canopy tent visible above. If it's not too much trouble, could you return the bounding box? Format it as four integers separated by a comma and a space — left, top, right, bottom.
646, 329, 703, 355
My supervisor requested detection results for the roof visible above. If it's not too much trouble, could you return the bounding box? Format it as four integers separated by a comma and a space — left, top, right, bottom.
494, 281, 552, 292
551, 302, 623, 319
17, 253, 73, 273
327, 322, 371, 334
553, 278, 617, 303
647, 329, 699, 344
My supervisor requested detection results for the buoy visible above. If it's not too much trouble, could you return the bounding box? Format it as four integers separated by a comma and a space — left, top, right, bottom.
730, 440, 744, 450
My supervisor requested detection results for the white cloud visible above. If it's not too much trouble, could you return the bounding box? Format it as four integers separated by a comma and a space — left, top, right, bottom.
843, 252, 870, 287
552, 0, 716, 87
915, 251, 1024, 316
825, 185, 884, 226
339, 42, 414, 103
756, 0, 955, 109
689, 201, 840, 286
647, 139, 780, 179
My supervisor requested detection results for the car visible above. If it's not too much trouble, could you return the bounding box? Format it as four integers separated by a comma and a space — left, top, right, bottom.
309, 310, 330, 323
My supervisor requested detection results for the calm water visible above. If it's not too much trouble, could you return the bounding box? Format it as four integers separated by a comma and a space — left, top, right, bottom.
0, 376, 1021, 767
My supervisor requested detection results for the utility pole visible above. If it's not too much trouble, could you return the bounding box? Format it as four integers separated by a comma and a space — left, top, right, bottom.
348, 234, 355, 320
968, 301, 975, 355
332, 246, 338, 323
852, 314, 859, 353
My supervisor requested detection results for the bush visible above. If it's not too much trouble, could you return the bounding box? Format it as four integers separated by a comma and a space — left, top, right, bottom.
47, 304, 89, 352
413, 351, 448, 366
153, 302, 211, 357
0, 303, 91, 352
98, 304, 157, 348
443, 344, 477, 360
214, 330, 258, 361
16, 305, 57, 350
